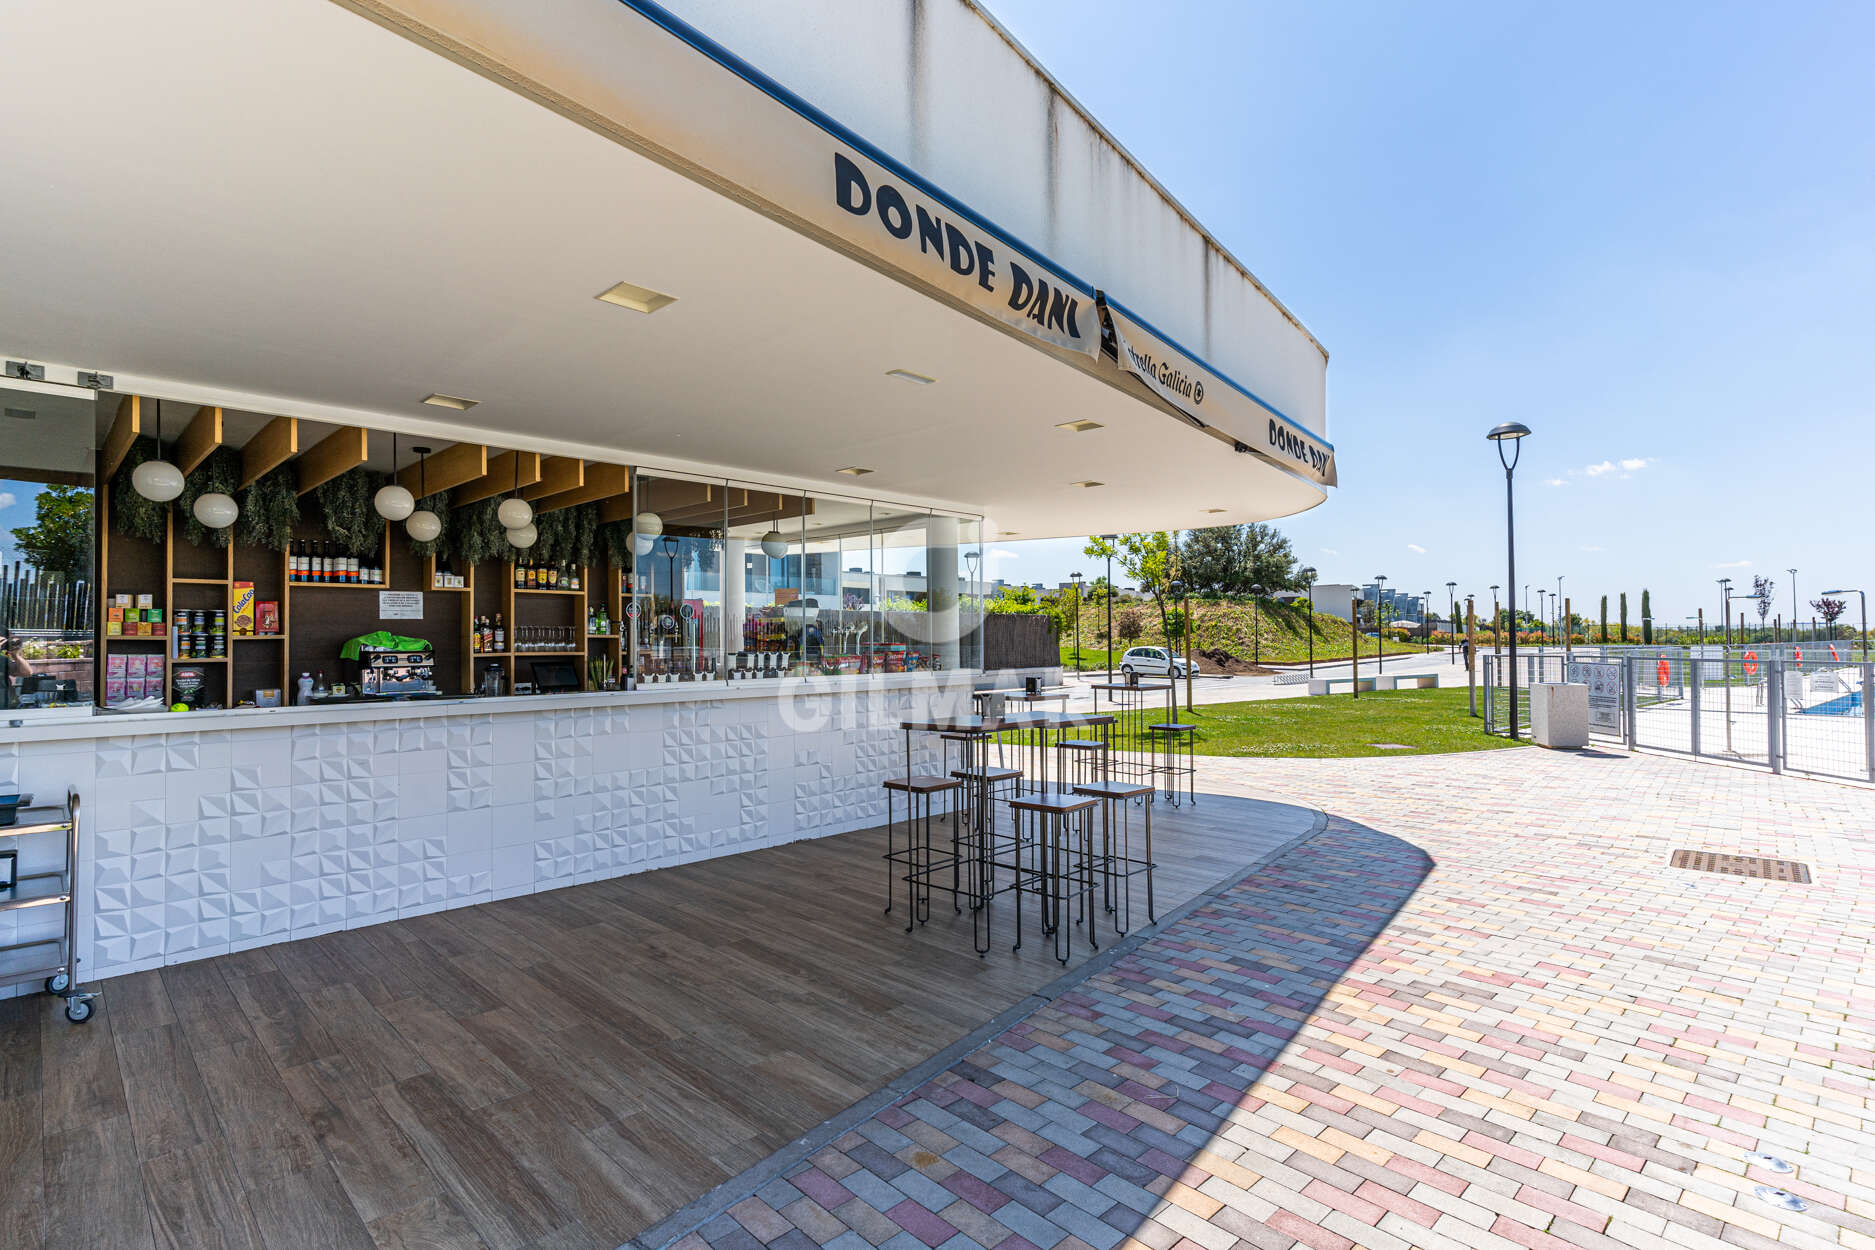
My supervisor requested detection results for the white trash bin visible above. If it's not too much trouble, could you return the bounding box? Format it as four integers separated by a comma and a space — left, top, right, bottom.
1529, 682, 1590, 749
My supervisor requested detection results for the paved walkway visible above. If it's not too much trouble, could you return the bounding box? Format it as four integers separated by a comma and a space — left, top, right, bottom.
659, 749, 1875, 1250
1056, 650, 1467, 712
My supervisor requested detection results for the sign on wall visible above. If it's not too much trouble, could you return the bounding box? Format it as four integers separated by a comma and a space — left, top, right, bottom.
378, 590, 424, 620
1102, 298, 1337, 488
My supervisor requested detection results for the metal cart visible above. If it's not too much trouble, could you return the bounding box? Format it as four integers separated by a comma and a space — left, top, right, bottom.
0, 790, 95, 1022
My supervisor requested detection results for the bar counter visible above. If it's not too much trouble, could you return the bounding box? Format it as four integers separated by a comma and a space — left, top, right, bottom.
0, 673, 965, 988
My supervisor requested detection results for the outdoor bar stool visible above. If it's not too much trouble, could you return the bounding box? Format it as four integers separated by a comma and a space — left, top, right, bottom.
1147, 720, 1198, 807
1055, 735, 1110, 793
882, 774, 966, 930
1007, 790, 1099, 965
1070, 778, 1157, 933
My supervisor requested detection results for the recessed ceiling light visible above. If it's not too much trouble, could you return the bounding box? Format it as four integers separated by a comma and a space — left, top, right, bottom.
1000, 530, 1020, 537
421, 393, 477, 410
837, 466, 874, 476
1203, 507, 1227, 514
595, 280, 677, 314
1056, 419, 1103, 433
886, 369, 936, 385
1071, 480, 1104, 489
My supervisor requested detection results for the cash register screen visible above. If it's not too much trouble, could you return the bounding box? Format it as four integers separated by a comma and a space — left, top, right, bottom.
530, 661, 579, 694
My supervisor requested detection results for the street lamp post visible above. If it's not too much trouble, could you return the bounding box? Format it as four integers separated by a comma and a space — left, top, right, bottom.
1446, 581, 1458, 663
1488, 422, 1531, 739
1251, 583, 1264, 666
1299, 566, 1318, 676
1490, 585, 1500, 655
1535, 589, 1546, 651
1373, 575, 1387, 675
1788, 568, 1799, 646
1422, 590, 1432, 654
1069, 571, 1083, 674
1718, 577, 1732, 650
1555, 576, 1564, 651
1822, 589, 1866, 661
1099, 535, 1118, 682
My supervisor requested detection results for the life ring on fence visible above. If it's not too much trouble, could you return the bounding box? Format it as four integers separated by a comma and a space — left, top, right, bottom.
1743, 650, 1758, 676
1656, 658, 1671, 686
1830, 644, 1840, 661
1796, 647, 1804, 664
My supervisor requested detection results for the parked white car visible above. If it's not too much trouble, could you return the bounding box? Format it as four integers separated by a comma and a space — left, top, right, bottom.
1119, 646, 1196, 679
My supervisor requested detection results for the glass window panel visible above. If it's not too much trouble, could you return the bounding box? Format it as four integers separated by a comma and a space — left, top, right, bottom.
800, 492, 872, 675
2, 383, 97, 710
871, 504, 934, 672
631, 473, 724, 682
724, 485, 807, 678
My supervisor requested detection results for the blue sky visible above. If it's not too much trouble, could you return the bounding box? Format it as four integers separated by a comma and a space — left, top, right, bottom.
980, 0, 1875, 628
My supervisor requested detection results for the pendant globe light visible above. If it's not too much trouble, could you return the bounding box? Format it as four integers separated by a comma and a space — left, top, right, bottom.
759, 515, 788, 561
374, 432, 416, 521
191, 491, 239, 529
404, 446, 442, 542
630, 507, 662, 558
500, 452, 533, 535
506, 521, 538, 549
130, 399, 185, 502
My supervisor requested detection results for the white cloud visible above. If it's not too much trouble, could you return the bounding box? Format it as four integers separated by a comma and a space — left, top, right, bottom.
988, 548, 1021, 561
1406, 543, 1427, 554
1585, 457, 1651, 477
1712, 559, 1752, 569
1545, 478, 1568, 487
0, 492, 14, 509
1319, 547, 1339, 557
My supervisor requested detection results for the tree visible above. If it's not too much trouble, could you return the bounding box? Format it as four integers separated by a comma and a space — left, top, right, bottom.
8, 484, 93, 582
1115, 605, 1145, 646
1085, 533, 1180, 654
1176, 523, 1297, 596
1641, 588, 1653, 645
1752, 575, 1774, 625
1599, 594, 1608, 644
1812, 597, 1847, 639
1618, 592, 1628, 643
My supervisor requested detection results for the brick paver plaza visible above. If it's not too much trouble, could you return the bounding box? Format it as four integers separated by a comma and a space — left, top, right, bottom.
667, 748, 1875, 1250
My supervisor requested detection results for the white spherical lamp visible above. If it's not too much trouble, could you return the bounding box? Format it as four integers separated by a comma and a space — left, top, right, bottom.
191, 492, 239, 529
760, 530, 787, 560
506, 522, 538, 549
497, 496, 533, 530
633, 511, 663, 540
374, 482, 415, 521
405, 510, 442, 543
629, 532, 656, 558
132, 457, 185, 503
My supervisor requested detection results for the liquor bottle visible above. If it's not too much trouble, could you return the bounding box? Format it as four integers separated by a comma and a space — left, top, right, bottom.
493, 613, 505, 652
347, 552, 359, 584
319, 541, 331, 583
481, 616, 494, 653
288, 540, 300, 582
309, 541, 322, 583
470, 616, 481, 654
570, 567, 581, 592
557, 565, 568, 590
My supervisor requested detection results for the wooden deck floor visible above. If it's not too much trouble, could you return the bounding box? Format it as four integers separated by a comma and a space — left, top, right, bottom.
0, 788, 1310, 1250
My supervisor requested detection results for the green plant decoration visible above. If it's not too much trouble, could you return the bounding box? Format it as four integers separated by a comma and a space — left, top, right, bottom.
404, 491, 451, 560
238, 463, 301, 553
110, 436, 169, 545
177, 446, 243, 549
599, 519, 635, 570
566, 502, 599, 570
533, 506, 575, 567
449, 497, 509, 568
315, 467, 386, 556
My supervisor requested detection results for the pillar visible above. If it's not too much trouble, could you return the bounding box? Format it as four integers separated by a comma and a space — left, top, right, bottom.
928, 515, 960, 671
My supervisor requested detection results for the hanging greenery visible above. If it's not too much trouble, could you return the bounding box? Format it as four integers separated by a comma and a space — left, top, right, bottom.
315, 467, 386, 556
110, 435, 169, 545
532, 506, 576, 567
566, 502, 599, 570
599, 519, 635, 571
239, 463, 301, 553
177, 446, 243, 549
404, 491, 451, 560
449, 497, 509, 568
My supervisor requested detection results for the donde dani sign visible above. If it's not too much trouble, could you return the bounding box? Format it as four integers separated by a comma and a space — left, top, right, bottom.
831, 152, 1098, 358
1103, 300, 1337, 488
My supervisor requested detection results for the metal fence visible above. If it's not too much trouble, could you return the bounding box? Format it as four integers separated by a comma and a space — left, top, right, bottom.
1484, 647, 1873, 782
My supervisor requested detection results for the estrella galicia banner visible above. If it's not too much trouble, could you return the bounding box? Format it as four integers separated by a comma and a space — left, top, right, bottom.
1102, 298, 1337, 488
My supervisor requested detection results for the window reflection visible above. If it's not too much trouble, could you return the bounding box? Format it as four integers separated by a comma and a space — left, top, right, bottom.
630, 474, 723, 682
2, 383, 97, 709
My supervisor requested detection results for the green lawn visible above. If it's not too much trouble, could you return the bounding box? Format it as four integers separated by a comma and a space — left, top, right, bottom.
1109, 688, 1523, 759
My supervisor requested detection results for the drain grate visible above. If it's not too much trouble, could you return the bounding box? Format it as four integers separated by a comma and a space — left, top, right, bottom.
1671, 850, 1812, 884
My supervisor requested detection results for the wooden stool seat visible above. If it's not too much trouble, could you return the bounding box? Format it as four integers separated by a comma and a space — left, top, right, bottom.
1008, 792, 1097, 816
1057, 738, 1104, 751
1148, 722, 1198, 734
1071, 779, 1153, 800
951, 766, 1022, 784
883, 774, 965, 794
